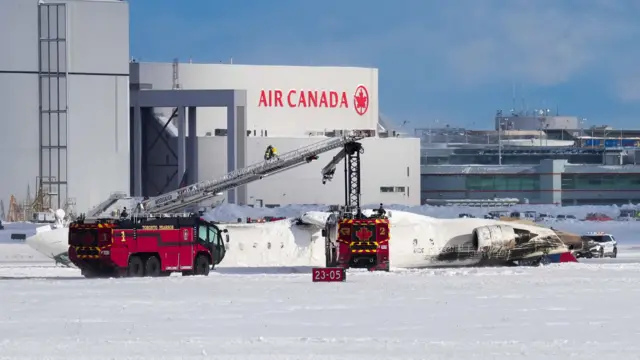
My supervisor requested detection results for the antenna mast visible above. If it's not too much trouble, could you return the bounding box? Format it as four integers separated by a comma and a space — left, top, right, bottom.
511, 82, 516, 113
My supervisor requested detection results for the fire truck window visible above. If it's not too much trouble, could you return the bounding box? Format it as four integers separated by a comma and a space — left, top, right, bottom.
208, 227, 219, 245
198, 225, 209, 242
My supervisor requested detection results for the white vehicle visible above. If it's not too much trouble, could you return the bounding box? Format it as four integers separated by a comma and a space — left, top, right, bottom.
555, 214, 577, 221
574, 232, 618, 259
536, 213, 555, 222
617, 209, 640, 221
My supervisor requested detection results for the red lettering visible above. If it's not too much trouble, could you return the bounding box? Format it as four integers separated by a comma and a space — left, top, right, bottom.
258, 90, 268, 107
319, 92, 328, 107
308, 91, 317, 107
274, 90, 283, 107
259, 89, 351, 109
298, 90, 307, 107
287, 90, 296, 107
329, 91, 338, 107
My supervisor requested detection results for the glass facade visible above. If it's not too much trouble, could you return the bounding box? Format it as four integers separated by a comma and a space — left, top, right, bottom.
561, 174, 640, 190
420, 153, 640, 205
465, 175, 540, 191
420, 148, 611, 166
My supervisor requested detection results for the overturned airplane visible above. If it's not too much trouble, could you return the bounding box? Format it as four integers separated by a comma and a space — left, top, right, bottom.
25, 209, 577, 270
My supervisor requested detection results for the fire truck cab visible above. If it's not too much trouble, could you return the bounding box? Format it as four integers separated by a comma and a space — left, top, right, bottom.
68, 214, 228, 278
324, 209, 390, 271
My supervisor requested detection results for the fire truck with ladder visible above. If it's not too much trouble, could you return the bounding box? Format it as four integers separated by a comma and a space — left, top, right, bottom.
69, 131, 373, 278
320, 142, 391, 271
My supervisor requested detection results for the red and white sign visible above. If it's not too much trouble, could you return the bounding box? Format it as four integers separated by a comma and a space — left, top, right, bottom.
353, 85, 369, 116
258, 85, 369, 116
312, 267, 346, 282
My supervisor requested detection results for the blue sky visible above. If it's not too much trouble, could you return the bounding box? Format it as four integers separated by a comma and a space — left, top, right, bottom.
129, 0, 640, 131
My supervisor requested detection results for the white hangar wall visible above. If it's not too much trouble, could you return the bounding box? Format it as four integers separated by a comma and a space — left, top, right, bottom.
132, 61, 420, 206
0, 0, 130, 214
133, 62, 379, 136
195, 137, 421, 206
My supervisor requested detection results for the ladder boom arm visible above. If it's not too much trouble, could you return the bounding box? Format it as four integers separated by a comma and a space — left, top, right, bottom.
320, 148, 347, 184
320, 141, 363, 210
140, 132, 369, 213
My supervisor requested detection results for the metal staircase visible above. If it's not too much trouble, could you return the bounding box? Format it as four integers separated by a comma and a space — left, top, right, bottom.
139, 131, 369, 214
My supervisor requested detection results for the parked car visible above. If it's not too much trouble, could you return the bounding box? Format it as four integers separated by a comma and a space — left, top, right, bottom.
617, 209, 640, 221
458, 213, 475, 218
555, 214, 577, 221
508, 210, 538, 221
573, 232, 618, 258
485, 210, 510, 219
584, 213, 613, 222
537, 213, 555, 222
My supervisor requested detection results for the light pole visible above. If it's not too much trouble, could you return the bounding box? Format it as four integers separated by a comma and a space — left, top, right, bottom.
498, 122, 502, 165
579, 118, 587, 146
428, 119, 439, 144
498, 119, 506, 165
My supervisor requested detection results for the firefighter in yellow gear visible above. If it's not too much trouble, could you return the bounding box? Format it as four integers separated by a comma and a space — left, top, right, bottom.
264, 145, 278, 160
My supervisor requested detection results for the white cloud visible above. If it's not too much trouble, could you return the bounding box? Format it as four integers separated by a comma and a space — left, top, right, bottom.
436, 1, 638, 90
613, 69, 640, 102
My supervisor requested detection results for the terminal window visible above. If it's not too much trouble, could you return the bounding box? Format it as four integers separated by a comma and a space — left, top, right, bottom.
562, 174, 640, 190
380, 186, 405, 193
465, 175, 539, 191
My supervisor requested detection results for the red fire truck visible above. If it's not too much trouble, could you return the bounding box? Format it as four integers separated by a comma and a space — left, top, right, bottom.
68, 214, 228, 278
334, 216, 390, 271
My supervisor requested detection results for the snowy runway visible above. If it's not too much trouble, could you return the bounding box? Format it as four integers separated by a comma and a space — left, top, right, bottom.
3, 206, 640, 359
2, 262, 640, 359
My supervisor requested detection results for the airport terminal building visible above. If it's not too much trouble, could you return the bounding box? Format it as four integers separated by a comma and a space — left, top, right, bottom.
419, 112, 640, 206
421, 161, 640, 205
0, 0, 420, 215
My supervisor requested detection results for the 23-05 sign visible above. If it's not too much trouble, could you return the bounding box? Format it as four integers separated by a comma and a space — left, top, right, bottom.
312, 267, 346, 282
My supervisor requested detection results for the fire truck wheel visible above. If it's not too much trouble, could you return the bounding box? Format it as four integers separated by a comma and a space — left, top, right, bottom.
193, 254, 211, 276
128, 255, 144, 277
144, 256, 161, 277
81, 268, 102, 278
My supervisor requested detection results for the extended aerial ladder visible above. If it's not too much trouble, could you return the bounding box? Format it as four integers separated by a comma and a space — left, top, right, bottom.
136, 131, 370, 214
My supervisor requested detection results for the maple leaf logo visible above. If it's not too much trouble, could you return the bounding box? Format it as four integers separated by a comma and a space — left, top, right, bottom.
355, 226, 373, 241
353, 85, 369, 116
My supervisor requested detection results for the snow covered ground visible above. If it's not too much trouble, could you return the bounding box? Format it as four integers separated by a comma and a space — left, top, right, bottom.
3, 204, 640, 359
2, 258, 640, 359
0, 222, 48, 263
